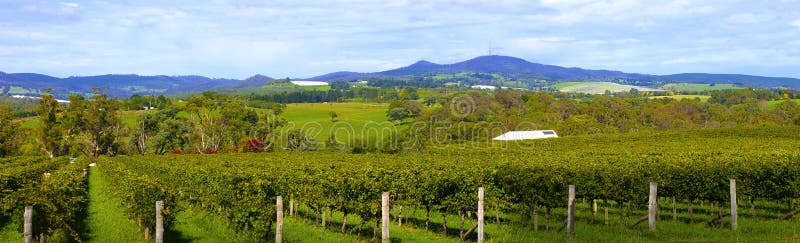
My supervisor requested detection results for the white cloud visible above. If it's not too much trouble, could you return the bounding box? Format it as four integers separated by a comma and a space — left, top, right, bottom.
60, 2, 79, 8
726, 13, 771, 24
510, 37, 576, 52
1, 0, 800, 78
539, 0, 595, 8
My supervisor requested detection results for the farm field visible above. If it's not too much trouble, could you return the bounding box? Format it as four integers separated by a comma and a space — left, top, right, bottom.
281, 102, 392, 141
552, 82, 662, 94
15, 110, 146, 130
3, 126, 799, 242
13, 102, 391, 143
660, 83, 743, 92
648, 95, 711, 101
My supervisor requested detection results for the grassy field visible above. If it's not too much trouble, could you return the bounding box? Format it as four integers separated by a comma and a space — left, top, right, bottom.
649, 95, 711, 101
7, 86, 41, 94
281, 102, 393, 141
16, 110, 145, 129
660, 83, 743, 92
13, 103, 393, 146
552, 82, 662, 94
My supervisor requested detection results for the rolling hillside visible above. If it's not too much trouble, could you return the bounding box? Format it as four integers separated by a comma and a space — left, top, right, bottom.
309, 55, 800, 89
0, 72, 273, 98
3, 55, 799, 99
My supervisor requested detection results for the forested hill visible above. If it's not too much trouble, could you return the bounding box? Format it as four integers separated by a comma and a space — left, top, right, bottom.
3, 56, 799, 98
310, 55, 800, 89
0, 72, 273, 98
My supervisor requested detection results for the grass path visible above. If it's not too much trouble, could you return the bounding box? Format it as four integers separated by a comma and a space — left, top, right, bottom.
85, 166, 142, 242
87, 164, 254, 242
0, 218, 19, 241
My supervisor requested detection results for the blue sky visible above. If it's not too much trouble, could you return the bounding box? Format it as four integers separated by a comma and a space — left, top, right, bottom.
1, 0, 799, 79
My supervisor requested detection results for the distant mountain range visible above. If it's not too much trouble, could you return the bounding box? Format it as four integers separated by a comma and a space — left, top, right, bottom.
312, 56, 649, 81
309, 55, 800, 89
0, 72, 273, 98
1, 55, 798, 98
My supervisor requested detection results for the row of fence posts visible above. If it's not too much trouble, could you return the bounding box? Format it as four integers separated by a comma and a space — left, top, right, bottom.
18, 178, 742, 242
568, 179, 738, 235
140, 179, 741, 243
271, 190, 474, 243
634, 179, 738, 232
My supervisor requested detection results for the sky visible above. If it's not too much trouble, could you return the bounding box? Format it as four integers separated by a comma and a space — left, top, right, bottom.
0, 0, 799, 79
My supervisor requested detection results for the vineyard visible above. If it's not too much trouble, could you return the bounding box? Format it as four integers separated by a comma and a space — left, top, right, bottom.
1, 126, 800, 242
0, 157, 88, 242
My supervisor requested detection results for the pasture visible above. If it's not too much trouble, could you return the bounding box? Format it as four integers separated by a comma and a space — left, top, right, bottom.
552, 82, 662, 94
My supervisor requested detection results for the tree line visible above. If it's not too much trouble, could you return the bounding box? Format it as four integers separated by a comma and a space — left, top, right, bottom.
0, 87, 798, 158
405, 88, 800, 143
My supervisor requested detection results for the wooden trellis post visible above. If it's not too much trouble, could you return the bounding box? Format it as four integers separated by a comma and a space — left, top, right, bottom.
24, 206, 33, 243
156, 201, 164, 243
478, 187, 485, 243
649, 182, 657, 231
730, 179, 737, 230
276, 196, 283, 243
382, 192, 390, 243
568, 185, 575, 236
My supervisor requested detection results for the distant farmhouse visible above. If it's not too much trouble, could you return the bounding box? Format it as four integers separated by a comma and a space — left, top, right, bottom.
492, 130, 558, 141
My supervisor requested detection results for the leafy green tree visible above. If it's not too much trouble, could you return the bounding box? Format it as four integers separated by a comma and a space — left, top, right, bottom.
64, 91, 122, 156
245, 100, 285, 114
219, 99, 258, 150
557, 114, 614, 136
775, 99, 800, 125
285, 129, 316, 151
329, 111, 338, 123
325, 133, 344, 152
387, 108, 408, 122
124, 94, 150, 110
155, 95, 172, 109
132, 113, 159, 155
84, 92, 122, 156
0, 106, 18, 156
150, 118, 190, 154
398, 87, 419, 100
386, 100, 423, 122
247, 112, 286, 152
36, 93, 65, 158
132, 107, 181, 154
330, 81, 351, 90
184, 95, 220, 153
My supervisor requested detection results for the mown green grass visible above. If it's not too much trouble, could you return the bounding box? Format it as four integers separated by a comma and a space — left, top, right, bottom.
660, 83, 743, 92
167, 206, 255, 243
0, 217, 20, 241
85, 166, 143, 242
281, 102, 395, 141
88, 165, 259, 242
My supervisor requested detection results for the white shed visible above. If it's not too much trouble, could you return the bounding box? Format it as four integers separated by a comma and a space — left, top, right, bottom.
492, 130, 558, 141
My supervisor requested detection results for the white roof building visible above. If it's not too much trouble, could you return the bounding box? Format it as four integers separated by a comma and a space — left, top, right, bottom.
471, 85, 497, 90
290, 80, 328, 86
492, 130, 558, 141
